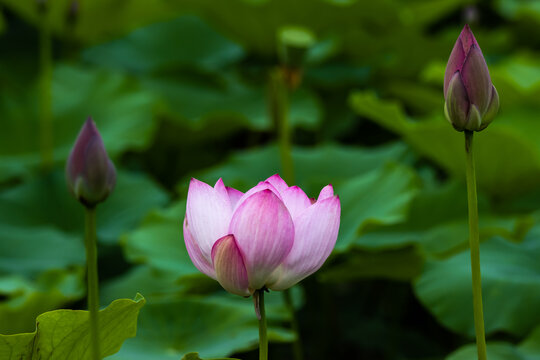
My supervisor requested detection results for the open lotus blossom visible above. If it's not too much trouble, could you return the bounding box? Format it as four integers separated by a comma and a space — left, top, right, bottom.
183, 174, 341, 296
444, 24, 499, 132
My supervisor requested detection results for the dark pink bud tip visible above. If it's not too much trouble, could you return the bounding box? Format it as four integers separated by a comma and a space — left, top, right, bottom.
66, 117, 116, 207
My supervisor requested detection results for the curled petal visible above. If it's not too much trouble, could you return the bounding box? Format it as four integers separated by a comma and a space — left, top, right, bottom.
281, 186, 311, 219
233, 181, 282, 212
211, 235, 251, 296
444, 38, 467, 96
465, 104, 482, 132
268, 196, 340, 291
444, 72, 470, 131
183, 218, 216, 279
480, 85, 499, 130
186, 178, 232, 261
226, 186, 244, 209
317, 184, 334, 201
461, 45, 492, 113
265, 174, 289, 194
229, 190, 294, 290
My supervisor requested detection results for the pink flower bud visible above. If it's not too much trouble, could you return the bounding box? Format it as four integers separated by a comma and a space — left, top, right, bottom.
444, 25, 499, 132
66, 118, 116, 207
183, 175, 341, 296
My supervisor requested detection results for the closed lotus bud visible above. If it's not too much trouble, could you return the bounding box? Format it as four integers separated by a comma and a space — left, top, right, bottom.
66, 118, 116, 207
444, 25, 499, 132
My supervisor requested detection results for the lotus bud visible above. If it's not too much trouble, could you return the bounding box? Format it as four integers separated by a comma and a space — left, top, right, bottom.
66, 118, 116, 207
444, 25, 499, 132
277, 26, 316, 89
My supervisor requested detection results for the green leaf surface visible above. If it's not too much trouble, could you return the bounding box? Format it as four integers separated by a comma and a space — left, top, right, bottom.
415, 233, 540, 338
336, 163, 420, 250
0, 294, 145, 359
121, 201, 200, 277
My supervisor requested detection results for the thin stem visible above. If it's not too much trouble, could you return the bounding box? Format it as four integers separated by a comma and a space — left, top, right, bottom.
85, 207, 101, 360
257, 290, 268, 360
283, 289, 303, 360
39, 5, 53, 168
269, 69, 295, 184
464, 131, 487, 360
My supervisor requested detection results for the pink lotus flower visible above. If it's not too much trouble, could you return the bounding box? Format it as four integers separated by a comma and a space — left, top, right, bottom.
444, 24, 499, 132
66, 117, 116, 207
183, 174, 341, 296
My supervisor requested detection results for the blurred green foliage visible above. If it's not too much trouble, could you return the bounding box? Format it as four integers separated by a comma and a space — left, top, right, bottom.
0, 0, 540, 359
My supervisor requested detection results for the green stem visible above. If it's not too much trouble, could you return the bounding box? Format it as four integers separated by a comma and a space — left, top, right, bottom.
269, 69, 295, 184
464, 131, 487, 360
39, 6, 53, 168
257, 290, 268, 360
85, 207, 101, 360
283, 289, 303, 360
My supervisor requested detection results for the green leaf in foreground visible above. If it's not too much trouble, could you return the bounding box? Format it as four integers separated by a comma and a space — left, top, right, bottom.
0, 294, 145, 360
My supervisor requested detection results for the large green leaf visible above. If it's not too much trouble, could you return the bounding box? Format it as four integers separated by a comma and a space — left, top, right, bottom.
0, 170, 168, 245
121, 201, 200, 277
349, 90, 540, 197
0, 294, 145, 359
336, 163, 420, 250
108, 295, 292, 360
415, 232, 540, 338
0, 225, 83, 276
83, 16, 244, 73
0, 269, 84, 334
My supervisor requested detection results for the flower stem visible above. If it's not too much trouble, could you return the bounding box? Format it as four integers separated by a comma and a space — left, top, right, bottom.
269, 68, 304, 360
269, 68, 295, 184
38, 5, 53, 169
84, 206, 101, 360
464, 131, 487, 360
256, 290, 268, 360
